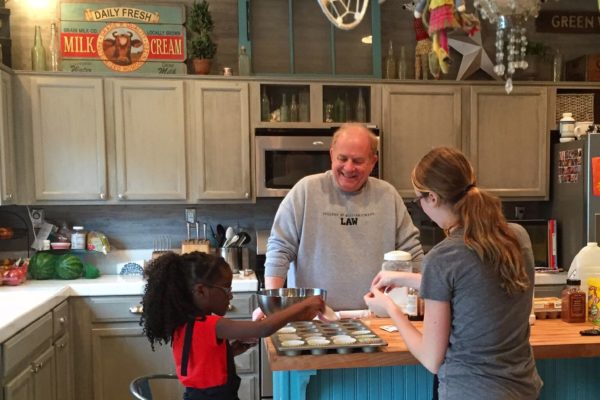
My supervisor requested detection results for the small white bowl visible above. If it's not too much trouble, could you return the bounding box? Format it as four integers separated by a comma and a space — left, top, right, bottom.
51, 242, 71, 250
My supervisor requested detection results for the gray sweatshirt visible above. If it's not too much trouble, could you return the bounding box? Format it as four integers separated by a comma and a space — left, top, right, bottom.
265, 171, 423, 310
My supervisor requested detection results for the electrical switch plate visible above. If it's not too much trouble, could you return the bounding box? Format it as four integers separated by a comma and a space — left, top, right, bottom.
185, 208, 196, 223
31, 209, 44, 228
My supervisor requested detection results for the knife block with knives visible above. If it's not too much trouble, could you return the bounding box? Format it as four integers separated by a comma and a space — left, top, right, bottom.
181, 209, 211, 254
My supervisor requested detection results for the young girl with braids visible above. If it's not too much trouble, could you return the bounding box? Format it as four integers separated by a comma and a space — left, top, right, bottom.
141, 251, 323, 400
364, 147, 542, 400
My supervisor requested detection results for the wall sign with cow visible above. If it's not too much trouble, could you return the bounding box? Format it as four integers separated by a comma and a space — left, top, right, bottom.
60, 2, 186, 74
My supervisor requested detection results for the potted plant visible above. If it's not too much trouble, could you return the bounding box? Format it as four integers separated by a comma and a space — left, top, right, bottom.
187, 0, 217, 74
521, 41, 549, 80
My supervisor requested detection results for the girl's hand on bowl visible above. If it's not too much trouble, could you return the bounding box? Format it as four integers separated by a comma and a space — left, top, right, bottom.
295, 295, 325, 320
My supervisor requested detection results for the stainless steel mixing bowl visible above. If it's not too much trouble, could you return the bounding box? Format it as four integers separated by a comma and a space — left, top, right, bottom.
256, 288, 327, 316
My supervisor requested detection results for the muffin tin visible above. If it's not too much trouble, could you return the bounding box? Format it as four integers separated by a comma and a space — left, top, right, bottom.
271, 320, 387, 356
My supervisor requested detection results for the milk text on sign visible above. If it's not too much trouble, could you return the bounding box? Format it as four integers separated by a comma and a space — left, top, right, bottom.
64, 35, 96, 55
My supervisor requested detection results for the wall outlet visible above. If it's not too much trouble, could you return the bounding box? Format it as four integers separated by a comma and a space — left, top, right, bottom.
514, 206, 525, 220
30, 208, 44, 228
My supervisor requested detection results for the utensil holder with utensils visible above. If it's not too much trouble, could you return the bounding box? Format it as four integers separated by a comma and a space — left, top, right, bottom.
218, 247, 248, 274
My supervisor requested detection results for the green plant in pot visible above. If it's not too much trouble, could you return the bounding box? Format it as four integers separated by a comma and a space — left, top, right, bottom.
522, 41, 548, 80
187, 0, 217, 74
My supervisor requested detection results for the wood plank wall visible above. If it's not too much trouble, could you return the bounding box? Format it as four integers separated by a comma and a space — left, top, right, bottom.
5, 0, 600, 78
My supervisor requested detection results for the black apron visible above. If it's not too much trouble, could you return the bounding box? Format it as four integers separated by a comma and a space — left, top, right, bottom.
180, 317, 241, 400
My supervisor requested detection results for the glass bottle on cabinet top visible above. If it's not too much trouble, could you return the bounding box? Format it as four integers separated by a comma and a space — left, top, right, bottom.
31, 25, 47, 71
238, 46, 251, 76
384, 40, 397, 79
48, 22, 61, 72
398, 46, 407, 80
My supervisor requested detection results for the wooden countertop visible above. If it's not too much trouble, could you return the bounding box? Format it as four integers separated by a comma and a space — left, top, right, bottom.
266, 318, 600, 371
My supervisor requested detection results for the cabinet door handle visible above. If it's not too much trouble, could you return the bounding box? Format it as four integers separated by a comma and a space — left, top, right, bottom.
227, 304, 234, 311
244, 192, 249, 199
5, 193, 12, 200
129, 304, 144, 314
99, 192, 106, 200
118, 193, 126, 200
59, 316, 66, 324
312, 141, 325, 146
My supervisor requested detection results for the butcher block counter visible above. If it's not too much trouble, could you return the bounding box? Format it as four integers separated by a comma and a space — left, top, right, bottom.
267, 318, 600, 400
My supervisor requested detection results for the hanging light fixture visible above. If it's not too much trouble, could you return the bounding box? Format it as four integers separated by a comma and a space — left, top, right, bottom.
317, 0, 370, 30
474, 0, 556, 93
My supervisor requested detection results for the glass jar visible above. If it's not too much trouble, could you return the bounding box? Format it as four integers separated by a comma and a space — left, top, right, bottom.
382, 250, 413, 313
71, 226, 87, 250
561, 279, 586, 323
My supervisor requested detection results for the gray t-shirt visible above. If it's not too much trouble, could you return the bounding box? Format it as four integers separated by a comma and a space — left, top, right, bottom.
421, 223, 542, 400
265, 171, 423, 310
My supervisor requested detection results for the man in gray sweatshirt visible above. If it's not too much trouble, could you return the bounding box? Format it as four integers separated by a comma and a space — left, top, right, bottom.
259, 123, 423, 311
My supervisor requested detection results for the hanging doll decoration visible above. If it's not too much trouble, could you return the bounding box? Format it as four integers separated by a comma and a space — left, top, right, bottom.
401, 2, 433, 80
414, 0, 465, 74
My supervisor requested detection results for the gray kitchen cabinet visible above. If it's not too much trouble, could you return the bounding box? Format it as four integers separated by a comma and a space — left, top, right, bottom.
1, 301, 71, 400
4, 346, 55, 400
382, 84, 463, 198
112, 79, 187, 201
382, 83, 551, 199
0, 70, 16, 205
28, 76, 107, 201
468, 85, 550, 199
52, 301, 72, 400
71, 293, 258, 400
191, 81, 251, 201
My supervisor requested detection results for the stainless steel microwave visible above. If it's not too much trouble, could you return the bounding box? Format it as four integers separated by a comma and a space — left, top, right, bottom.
255, 126, 380, 197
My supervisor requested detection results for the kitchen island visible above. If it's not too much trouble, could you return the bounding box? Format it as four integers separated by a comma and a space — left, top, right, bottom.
267, 318, 600, 400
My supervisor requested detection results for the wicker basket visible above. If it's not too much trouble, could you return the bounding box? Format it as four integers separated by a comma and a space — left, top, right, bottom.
556, 93, 595, 123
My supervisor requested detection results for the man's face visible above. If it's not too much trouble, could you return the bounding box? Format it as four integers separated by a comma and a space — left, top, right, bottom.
330, 130, 378, 193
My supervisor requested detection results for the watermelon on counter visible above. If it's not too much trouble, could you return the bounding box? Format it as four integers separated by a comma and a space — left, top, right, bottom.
29, 252, 58, 280
55, 254, 84, 280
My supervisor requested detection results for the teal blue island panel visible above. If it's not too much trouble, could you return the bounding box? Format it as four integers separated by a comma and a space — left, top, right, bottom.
274, 358, 600, 400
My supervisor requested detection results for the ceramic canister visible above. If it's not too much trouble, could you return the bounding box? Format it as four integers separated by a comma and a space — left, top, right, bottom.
560, 112, 576, 138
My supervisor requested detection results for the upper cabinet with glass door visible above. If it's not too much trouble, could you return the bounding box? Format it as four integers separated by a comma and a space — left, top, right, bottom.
255, 82, 380, 127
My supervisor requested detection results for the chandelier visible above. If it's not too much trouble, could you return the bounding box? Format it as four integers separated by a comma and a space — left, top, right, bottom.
474, 0, 556, 93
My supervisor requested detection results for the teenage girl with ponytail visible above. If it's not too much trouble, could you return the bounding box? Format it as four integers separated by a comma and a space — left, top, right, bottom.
141, 251, 323, 400
364, 147, 542, 400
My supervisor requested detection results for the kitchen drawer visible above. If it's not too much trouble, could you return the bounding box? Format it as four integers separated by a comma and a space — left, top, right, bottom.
87, 296, 143, 323
1, 312, 53, 377
227, 292, 255, 319
53, 300, 69, 340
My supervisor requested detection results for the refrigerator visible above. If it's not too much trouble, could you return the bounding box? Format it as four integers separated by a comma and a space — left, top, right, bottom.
551, 133, 600, 268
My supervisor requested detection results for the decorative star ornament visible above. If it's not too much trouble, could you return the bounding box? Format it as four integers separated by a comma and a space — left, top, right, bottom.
449, 30, 500, 81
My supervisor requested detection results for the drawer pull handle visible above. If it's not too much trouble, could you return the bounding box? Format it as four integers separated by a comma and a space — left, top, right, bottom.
59, 317, 66, 324
129, 304, 144, 314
